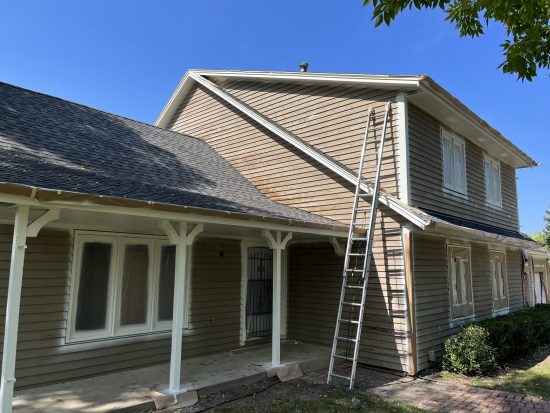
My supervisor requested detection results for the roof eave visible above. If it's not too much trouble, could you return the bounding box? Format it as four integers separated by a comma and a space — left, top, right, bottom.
416, 76, 538, 169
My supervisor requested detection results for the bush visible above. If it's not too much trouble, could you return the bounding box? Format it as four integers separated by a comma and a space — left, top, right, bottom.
442, 324, 497, 376
442, 304, 550, 375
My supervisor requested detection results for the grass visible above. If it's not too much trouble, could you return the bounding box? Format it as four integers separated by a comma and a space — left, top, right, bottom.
435, 346, 550, 400
213, 388, 428, 412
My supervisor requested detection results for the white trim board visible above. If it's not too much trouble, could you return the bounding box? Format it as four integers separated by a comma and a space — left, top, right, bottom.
187, 73, 428, 229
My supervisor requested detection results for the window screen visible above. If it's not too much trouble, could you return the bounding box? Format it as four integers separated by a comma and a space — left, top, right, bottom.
158, 245, 176, 321
448, 246, 473, 319
75, 242, 112, 331
119, 244, 149, 326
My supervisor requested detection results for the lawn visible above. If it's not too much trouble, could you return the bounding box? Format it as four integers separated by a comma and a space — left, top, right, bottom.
213, 388, 428, 413
435, 345, 550, 400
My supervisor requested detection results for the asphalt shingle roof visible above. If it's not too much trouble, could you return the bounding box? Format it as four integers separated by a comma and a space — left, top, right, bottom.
0, 81, 343, 229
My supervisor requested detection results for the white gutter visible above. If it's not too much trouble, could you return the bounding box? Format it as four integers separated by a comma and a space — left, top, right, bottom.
189, 72, 428, 229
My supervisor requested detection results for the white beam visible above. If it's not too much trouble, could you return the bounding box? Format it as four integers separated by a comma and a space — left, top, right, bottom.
26, 208, 60, 237
396, 94, 410, 205
159, 221, 203, 394
261, 230, 292, 367
0, 206, 29, 413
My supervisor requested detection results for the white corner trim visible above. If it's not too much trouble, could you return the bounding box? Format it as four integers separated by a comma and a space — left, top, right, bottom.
189, 73, 428, 229
396, 94, 410, 205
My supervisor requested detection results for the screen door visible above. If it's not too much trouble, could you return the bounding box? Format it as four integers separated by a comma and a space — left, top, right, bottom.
245, 247, 273, 338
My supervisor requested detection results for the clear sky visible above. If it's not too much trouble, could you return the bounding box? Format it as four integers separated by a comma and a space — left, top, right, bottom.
1, 1, 548, 233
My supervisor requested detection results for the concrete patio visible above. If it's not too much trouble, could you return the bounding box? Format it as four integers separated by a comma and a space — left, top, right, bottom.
13, 341, 330, 413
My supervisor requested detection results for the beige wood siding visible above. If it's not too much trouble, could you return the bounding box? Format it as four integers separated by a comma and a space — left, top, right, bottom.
413, 234, 524, 371
0, 226, 241, 388
408, 104, 519, 231
167, 80, 410, 372
288, 241, 409, 373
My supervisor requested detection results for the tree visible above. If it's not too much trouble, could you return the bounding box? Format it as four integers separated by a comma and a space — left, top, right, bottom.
363, 0, 550, 81
527, 206, 550, 249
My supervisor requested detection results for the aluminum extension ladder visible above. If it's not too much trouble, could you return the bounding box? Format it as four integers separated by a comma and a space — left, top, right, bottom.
327, 102, 392, 389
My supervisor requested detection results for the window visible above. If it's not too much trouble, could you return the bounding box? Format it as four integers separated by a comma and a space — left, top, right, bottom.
484, 155, 502, 207
441, 128, 467, 195
69, 232, 185, 342
448, 245, 474, 319
490, 250, 508, 310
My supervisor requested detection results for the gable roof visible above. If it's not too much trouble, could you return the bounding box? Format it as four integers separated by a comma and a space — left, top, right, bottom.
0, 81, 346, 231
156, 70, 537, 169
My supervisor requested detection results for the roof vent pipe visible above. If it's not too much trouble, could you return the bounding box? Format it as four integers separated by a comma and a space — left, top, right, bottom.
299, 62, 309, 72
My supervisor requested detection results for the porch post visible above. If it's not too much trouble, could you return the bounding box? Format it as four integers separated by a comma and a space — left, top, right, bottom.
0, 206, 29, 413
159, 220, 203, 393
262, 230, 292, 367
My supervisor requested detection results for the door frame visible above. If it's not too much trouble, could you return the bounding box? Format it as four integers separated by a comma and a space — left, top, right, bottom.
240, 239, 287, 345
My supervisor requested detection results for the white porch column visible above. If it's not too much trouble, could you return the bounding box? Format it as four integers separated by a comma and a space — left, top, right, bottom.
159, 220, 203, 394
0, 206, 59, 413
261, 230, 292, 367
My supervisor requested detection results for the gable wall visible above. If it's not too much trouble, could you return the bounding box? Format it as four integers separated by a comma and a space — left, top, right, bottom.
408, 104, 519, 231
167, 82, 411, 372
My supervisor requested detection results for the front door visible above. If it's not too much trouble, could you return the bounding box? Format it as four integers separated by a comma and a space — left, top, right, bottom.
245, 247, 273, 339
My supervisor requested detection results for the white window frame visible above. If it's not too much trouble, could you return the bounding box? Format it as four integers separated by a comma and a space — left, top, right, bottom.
489, 249, 509, 313
441, 128, 467, 196
484, 154, 502, 208
447, 244, 474, 321
67, 231, 191, 343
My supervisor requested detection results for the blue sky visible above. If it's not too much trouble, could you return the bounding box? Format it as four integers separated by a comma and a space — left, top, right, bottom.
1, 1, 548, 233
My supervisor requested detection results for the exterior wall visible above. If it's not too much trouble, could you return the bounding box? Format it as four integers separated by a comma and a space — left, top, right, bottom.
288, 241, 409, 372
408, 104, 519, 231
167, 81, 402, 223
167, 80, 410, 372
413, 233, 524, 371
0, 226, 242, 388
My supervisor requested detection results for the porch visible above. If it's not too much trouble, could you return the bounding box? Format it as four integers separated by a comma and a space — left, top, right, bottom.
0, 197, 346, 412
13, 341, 330, 412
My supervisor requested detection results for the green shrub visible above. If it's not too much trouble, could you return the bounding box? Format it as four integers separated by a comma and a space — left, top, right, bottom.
442, 305, 550, 375
442, 324, 497, 376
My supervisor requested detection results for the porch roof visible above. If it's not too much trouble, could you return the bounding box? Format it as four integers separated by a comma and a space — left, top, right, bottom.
0, 82, 344, 232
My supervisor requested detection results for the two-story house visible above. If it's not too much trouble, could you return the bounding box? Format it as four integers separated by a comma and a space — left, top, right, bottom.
0, 70, 547, 411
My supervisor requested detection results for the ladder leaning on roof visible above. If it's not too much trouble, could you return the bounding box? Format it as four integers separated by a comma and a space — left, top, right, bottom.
327, 102, 392, 389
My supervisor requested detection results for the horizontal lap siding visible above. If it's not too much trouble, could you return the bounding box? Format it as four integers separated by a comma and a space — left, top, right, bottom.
413, 234, 525, 371
408, 104, 519, 230
221, 80, 401, 197
0, 226, 241, 388
288, 236, 409, 373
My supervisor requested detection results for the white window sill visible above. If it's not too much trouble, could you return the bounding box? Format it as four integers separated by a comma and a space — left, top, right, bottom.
485, 201, 503, 211
492, 307, 510, 317
65, 326, 189, 346
442, 186, 468, 201
450, 314, 475, 328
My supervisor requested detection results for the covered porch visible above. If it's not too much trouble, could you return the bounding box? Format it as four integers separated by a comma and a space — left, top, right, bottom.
0, 192, 347, 412
13, 341, 330, 413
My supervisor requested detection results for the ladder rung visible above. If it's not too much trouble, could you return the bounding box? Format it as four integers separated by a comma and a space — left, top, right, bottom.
336, 336, 357, 342
342, 302, 361, 307
348, 252, 366, 257
368, 126, 385, 131
358, 193, 374, 198
345, 268, 363, 273
330, 373, 352, 380
344, 284, 363, 289
333, 354, 354, 361
351, 237, 368, 241
339, 318, 359, 324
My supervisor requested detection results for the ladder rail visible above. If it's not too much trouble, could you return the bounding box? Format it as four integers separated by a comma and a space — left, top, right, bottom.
349, 102, 391, 388
327, 108, 373, 383
327, 102, 392, 389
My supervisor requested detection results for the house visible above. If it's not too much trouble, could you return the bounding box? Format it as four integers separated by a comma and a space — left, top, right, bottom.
0, 70, 547, 411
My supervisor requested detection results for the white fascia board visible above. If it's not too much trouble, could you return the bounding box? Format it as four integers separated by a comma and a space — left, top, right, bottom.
189, 72, 428, 229
421, 220, 545, 250
156, 71, 194, 128
0, 193, 347, 238
191, 69, 421, 88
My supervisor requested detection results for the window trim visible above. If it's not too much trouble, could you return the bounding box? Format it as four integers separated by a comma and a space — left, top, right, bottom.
67, 230, 190, 343
441, 128, 468, 196
484, 154, 503, 208
447, 244, 474, 321
489, 249, 509, 313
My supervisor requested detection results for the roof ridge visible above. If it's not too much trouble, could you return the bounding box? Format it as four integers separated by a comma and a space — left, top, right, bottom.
0, 80, 204, 143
